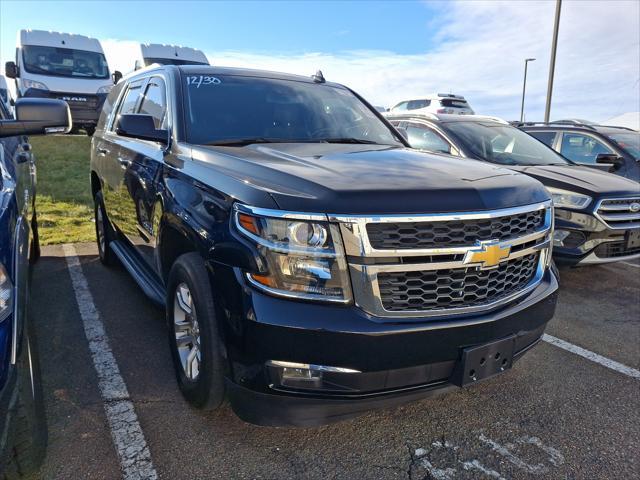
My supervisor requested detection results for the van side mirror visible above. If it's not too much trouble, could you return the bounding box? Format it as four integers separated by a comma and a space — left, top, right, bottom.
5, 61, 18, 79
596, 153, 624, 169
0, 98, 71, 138
115, 114, 168, 144
112, 70, 122, 84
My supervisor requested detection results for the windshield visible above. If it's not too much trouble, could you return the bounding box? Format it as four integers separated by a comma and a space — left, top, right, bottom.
446, 121, 571, 166
144, 57, 207, 66
22, 45, 109, 79
183, 74, 403, 146
606, 131, 640, 160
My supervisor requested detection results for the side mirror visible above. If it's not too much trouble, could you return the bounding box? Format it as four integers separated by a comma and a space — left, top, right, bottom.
596, 153, 624, 169
115, 114, 168, 144
0, 98, 71, 138
112, 70, 122, 84
5, 61, 18, 79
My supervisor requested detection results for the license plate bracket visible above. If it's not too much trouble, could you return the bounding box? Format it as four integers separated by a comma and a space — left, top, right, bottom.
451, 335, 516, 387
625, 229, 640, 250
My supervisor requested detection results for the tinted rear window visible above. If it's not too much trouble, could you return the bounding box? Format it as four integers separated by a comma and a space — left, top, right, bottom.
440, 99, 469, 108
528, 131, 557, 147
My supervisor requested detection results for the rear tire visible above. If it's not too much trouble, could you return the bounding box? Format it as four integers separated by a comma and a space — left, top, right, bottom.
166, 253, 226, 410
94, 192, 116, 266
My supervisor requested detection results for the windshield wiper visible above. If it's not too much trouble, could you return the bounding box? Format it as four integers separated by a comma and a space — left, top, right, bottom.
317, 137, 383, 145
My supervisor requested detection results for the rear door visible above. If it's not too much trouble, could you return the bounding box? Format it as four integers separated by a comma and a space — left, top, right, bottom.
558, 131, 617, 173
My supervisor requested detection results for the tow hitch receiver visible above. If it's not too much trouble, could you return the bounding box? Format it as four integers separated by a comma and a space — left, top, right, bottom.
451, 335, 516, 387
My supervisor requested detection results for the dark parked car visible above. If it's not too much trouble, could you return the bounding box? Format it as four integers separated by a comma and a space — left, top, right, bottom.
518, 121, 639, 182
91, 65, 558, 426
387, 113, 640, 266
0, 98, 71, 477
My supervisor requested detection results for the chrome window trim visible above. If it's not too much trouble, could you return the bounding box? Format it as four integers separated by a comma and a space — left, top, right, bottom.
594, 197, 640, 230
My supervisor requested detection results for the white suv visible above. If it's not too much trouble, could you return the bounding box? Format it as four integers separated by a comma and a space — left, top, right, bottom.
387, 93, 474, 116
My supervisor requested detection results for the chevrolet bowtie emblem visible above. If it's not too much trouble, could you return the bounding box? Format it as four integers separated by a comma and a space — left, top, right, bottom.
464, 240, 511, 269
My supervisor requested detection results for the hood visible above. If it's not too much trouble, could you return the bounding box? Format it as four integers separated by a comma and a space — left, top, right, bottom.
190, 143, 549, 214
507, 164, 640, 198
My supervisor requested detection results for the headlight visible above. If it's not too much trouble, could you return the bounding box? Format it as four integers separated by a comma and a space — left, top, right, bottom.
23, 79, 48, 91
234, 205, 352, 303
0, 263, 13, 323
97, 85, 113, 94
546, 187, 592, 209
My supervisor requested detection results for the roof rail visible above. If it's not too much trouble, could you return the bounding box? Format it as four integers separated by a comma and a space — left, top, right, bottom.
598, 124, 637, 131
511, 121, 597, 130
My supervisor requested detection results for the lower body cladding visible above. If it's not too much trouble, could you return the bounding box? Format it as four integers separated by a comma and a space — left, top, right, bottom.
22, 87, 106, 131
221, 269, 558, 427
552, 207, 640, 266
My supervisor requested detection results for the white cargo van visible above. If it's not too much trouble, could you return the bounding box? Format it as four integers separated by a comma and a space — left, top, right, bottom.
4, 29, 121, 135
134, 43, 209, 70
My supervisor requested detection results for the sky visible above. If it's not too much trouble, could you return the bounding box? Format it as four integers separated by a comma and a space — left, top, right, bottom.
1, 0, 638, 122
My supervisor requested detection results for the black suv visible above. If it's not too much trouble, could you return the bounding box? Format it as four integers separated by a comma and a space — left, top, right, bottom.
90, 65, 558, 426
518, 121, 639, 182
386, 113, 640, 266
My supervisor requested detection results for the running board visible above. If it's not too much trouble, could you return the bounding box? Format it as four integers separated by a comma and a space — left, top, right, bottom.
109, 240, 166, 306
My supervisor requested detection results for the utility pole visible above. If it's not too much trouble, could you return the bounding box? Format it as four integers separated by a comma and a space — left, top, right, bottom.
544, 0, 562, 123
520, 58, 536, 122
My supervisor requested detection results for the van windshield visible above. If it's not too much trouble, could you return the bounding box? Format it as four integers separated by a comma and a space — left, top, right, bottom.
22, 45, 109, 79
446, 121, 572, 166
183, 74, 403, 146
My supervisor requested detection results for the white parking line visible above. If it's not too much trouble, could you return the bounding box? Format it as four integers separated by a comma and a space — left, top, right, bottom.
542, 334, 640, 380
62, 244, 158, 480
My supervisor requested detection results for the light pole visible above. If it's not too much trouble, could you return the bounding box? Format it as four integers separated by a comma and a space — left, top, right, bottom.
520, 58, 536, 122
544, 0, 562, 123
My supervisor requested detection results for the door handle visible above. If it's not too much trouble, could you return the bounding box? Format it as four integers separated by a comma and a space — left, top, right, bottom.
118, 157, 131, 167
98, 147, 109, 156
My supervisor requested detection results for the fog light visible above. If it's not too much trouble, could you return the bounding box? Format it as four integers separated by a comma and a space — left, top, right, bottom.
282, 367, 322, 381
553, 230, 571, 247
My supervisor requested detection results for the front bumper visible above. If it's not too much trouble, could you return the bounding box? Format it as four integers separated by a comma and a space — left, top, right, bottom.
23, 87, 106, 128
552, 208, 640, 266
222, 269, 558, 426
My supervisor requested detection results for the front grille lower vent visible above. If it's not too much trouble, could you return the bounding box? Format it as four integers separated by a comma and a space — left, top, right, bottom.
378, 253, 539, 312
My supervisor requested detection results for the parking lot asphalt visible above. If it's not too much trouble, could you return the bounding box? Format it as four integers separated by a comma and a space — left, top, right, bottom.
29, 243, 639, 480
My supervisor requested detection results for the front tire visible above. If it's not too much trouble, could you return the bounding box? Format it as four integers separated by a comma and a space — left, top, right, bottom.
94, 192, 116, 266
166, 253, 226, 410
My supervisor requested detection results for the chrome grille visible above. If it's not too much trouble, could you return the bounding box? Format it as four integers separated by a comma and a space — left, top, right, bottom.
334, 201, 553, 319
596, 197, 640, 229
366, 209, 545, 250
378, 253, 538, 312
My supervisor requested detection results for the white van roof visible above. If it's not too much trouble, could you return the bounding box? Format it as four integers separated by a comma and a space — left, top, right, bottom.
19, 29, 104, 54
140, 43, 208, 64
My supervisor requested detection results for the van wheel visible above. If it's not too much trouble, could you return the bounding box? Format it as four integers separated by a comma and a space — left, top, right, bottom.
166, 253, 226, 410
94, 193, 116, 266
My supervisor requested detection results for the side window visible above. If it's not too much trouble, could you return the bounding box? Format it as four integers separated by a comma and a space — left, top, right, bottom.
560, 132, 613, 164
119, 83, 143, 116
407, 99, 430, 110
391, 101, 408, 112
528, 131, 557, 148
406, 123, 451, 154
139, 77, 167, 128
